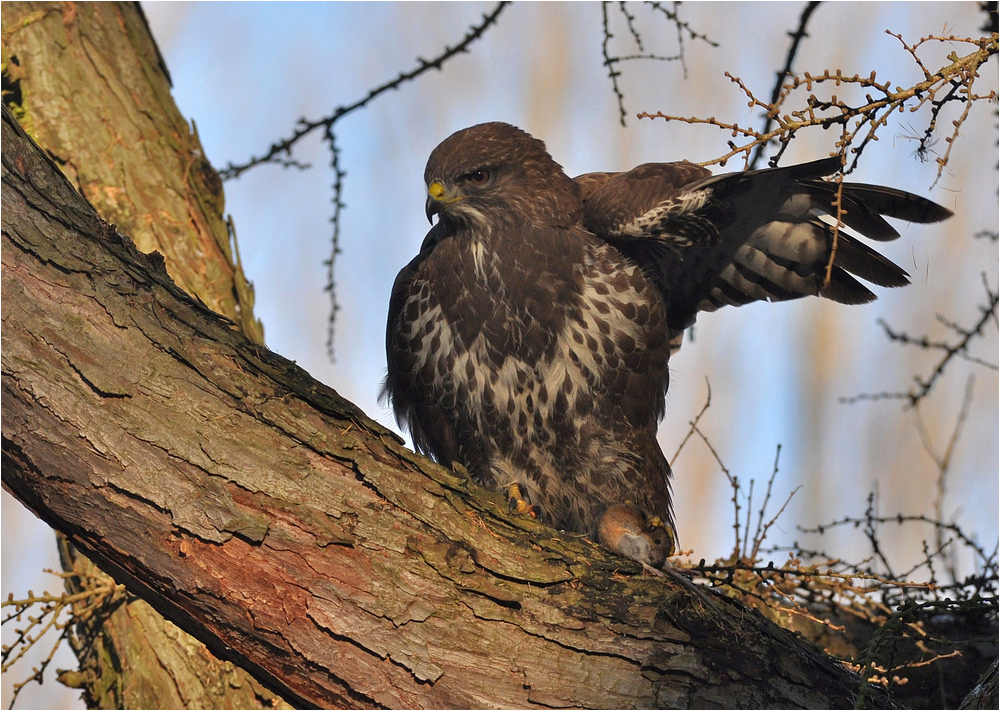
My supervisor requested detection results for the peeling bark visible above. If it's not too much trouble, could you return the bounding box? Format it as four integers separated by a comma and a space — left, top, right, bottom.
1, 105, 894, 709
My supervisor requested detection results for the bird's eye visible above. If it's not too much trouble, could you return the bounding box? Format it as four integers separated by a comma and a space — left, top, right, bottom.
469, 169, 491, 185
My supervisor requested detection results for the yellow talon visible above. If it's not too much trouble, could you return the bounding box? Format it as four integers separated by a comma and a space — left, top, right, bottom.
507, 483, 541, 519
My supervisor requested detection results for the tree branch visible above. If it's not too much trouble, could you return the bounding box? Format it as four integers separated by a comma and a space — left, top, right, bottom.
748, 0, 822, 169
218, 1, 510, 182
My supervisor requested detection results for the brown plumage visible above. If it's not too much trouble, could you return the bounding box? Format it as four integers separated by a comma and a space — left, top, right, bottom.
382, 122, 952, 563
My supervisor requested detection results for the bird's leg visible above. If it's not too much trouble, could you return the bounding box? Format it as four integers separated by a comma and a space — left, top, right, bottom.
506, 482, 542, 520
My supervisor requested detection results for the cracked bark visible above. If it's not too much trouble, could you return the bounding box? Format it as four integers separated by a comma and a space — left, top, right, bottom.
2, 1, 262, 341
2, 2, 280, 707
1, 103, 895, 708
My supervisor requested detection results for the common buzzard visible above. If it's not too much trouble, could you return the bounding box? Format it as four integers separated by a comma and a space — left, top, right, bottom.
382, 122, 952, 569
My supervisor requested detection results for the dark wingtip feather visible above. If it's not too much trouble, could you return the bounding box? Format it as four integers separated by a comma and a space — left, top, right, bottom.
821, 268, 877, 304
841, 183, 954, 224
803, 180, 952, 242
765, 156, 842, 180
834, 234, 911, 288
838, 196, 900, 242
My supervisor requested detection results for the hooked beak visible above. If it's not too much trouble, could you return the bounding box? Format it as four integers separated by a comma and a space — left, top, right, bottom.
425, 180, 452, 224
425, 195, 441, 224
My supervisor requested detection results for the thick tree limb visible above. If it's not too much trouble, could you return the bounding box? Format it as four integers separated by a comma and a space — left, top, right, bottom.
1, 107, 891, 708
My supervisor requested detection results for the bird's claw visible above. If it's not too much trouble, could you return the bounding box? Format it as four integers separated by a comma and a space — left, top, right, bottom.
507, 483, 541, 520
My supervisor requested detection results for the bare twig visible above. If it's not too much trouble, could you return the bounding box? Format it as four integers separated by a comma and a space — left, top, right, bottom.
322, 126, 345, 360
639, 32, 998, 173
601, 2, 629, 127
670, 377, 712, 465
841, 273, 999, 406
648, 1, 718, 47
689, 424, 743, 558
913, 375, 976, 578
216, 3, 509, 358
799, 509, 995, 572
750, 446, 802, 561
219, 2, 510, 182
749, 1, 823, 169
2, 575, 125, 709
601, 1, 717, 126
666, 423, 995, 706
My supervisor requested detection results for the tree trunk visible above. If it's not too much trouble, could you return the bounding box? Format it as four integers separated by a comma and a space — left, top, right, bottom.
2, 2, 278, 707
1, 1, 262, 338
2, 104, 894, 708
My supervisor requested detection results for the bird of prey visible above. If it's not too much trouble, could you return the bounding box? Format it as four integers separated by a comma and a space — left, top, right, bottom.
382, 122, 951, 568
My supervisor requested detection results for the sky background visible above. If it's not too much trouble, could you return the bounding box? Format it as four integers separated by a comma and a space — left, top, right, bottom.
3, 3, 997, 708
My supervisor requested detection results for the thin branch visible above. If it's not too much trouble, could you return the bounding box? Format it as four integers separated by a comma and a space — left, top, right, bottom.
218, 2, 508, 359
749, 1, 823, 169
750, 445, 802, 561
841, 273, 999, 406
863, 490, 896, 578
800, 510, 995, 571
619, 0, 643, 51
648, 2, 719, 47
322, 126, 345, 361
2, 575, 125, 709
219, 2, 510, 181
742, 478, 755, 560
601, 1, 716, 126
669, 377, 712, 465
601, 2, 629, 127
913, 375, 976, 575
639, 32, 998, 173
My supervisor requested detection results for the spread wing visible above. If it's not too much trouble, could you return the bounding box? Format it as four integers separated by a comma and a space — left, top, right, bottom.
575, 158, 953, 338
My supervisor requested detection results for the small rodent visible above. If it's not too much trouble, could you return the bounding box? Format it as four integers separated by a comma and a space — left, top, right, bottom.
597, 503, 675, 571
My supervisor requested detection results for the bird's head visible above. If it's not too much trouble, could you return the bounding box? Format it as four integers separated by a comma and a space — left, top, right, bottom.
423, 122, 581, 230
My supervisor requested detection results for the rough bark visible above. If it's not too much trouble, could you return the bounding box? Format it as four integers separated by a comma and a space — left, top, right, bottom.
961, 661, 999, 709
53, 538, 289, 710
1, 1, 262, 340
2, 2, 277, 707
1, 104, 896, 709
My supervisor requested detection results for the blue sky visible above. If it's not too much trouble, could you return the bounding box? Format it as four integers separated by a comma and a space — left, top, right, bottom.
3, 3, 996, 707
